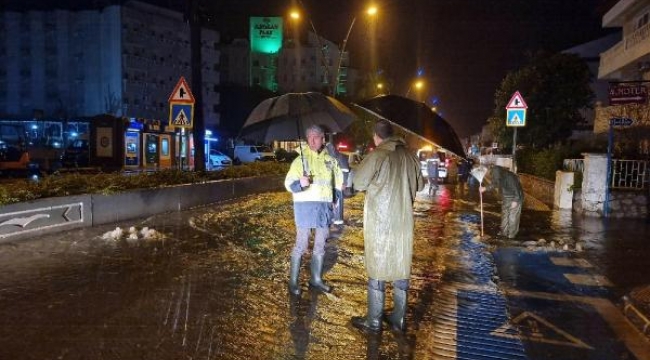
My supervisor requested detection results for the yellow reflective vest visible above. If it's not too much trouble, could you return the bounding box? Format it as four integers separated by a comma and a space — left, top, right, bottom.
284, 147, 343, 203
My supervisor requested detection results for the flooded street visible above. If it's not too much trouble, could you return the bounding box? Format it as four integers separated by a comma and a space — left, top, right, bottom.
0, 184, 648, 359
0, 188, 468, 359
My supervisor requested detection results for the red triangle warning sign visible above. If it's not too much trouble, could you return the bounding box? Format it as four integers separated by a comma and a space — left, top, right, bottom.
506, 91, 527, 109
168, 76, 195, 103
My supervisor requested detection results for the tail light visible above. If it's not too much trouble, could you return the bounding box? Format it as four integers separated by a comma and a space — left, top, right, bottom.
445, 158, 450, 167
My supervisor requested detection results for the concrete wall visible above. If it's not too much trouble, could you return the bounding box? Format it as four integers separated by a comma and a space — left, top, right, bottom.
581, 153, 608, 215
573, 188, 648, 219
0, 175, 284, 242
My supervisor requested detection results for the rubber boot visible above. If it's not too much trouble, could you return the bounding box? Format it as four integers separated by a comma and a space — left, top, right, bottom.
351, 286, 385, 333
387, 288, 407, 333
308, 254, 331, 293
288, 255, 302, 296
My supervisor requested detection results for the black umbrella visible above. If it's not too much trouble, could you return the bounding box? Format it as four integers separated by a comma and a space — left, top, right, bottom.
239, 92, 356, 143
355, 95, 466, 158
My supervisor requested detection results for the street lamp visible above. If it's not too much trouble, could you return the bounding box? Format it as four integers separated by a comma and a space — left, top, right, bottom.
376, 82, 388, 95
334, 5, 378, 97
405, 80, 424, 98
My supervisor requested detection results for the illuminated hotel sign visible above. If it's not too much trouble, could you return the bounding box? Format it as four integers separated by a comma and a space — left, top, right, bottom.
250, 17, 283, 53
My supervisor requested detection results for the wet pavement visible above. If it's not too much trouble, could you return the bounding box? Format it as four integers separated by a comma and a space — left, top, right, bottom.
0, 182, 649, 359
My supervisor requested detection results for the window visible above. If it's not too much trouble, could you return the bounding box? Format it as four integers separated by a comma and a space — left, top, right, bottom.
161, 138, 169, 156
637, 12, 649, 29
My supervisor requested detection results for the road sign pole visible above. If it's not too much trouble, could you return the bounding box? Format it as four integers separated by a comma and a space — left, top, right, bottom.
512, 127, 517, 173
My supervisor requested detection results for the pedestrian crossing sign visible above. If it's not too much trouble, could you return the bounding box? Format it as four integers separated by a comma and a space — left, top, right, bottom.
506, 109, 526, 127
169, 103, 194, 128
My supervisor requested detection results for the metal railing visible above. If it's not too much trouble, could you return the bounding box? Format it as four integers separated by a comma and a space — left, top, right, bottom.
611, 159, 648, 189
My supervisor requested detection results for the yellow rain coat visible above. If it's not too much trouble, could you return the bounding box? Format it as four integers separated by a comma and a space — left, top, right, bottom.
352, 137, 424, 281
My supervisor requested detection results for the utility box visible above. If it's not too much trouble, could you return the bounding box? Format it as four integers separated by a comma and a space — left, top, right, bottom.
554, 171, 574, 209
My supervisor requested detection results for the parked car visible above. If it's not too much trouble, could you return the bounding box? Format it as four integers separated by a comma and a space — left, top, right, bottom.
233, 145, 276, 164
60, 139, 89, 168
207, 149, 232, 170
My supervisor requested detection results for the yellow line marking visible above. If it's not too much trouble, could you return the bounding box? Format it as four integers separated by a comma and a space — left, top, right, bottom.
550, 257, 593, 268
564, 273, 613, 287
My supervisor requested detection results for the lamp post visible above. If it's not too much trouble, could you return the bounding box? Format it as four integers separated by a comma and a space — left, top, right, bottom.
334, 5, 378, 97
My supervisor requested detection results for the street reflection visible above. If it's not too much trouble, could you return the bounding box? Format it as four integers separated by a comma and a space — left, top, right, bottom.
289, 290, 319, 357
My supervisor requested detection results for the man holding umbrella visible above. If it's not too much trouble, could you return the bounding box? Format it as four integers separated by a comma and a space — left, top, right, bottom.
285, 125, 344, 295
350, 120, 425, 333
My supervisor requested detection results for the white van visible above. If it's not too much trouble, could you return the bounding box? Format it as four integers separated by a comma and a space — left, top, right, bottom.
233, 145, 276, 164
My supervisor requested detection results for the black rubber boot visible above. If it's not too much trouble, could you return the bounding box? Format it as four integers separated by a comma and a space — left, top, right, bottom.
387, 288, 407, 333
351, 286, 385, 333
289, 255, 302, 296
308, 254, 331, 293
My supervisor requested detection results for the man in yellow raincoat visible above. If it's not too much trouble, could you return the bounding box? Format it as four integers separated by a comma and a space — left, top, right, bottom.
285, 125, 343, 295
350, 120, 425, 333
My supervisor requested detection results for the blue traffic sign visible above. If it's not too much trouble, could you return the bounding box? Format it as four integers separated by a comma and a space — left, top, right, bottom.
506, 109, 526, 127
169, 103, 194, 128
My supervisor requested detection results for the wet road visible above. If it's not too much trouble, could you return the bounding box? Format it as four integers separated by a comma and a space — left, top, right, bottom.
0, 183, 648, 359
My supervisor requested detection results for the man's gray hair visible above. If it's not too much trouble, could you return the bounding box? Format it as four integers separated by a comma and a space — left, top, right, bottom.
305, 124, 325, 136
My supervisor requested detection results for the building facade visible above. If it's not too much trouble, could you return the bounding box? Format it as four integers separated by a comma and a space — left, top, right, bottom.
0, 1, 220, 129
220, 24, 359, 96
596, 0, 650, 150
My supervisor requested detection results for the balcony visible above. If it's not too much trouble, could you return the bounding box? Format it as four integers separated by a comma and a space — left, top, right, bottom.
599, 23, 650, 79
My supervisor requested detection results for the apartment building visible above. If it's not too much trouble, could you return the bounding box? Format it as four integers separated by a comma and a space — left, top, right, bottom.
0, 1, 220, 129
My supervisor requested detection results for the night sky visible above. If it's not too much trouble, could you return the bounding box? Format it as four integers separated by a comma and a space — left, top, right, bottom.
7, 0, 616, 138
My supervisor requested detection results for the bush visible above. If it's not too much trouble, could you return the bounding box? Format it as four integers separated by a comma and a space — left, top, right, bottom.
516, 138, 604, 181
0, 162, 290, 206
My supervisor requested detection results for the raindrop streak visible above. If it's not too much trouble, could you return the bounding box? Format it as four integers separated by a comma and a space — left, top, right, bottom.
207, 325, 217, 360
163, 291, 175, 326
195, 314, 208, 354
182, 278, 192, 346
172, 278, 186, 334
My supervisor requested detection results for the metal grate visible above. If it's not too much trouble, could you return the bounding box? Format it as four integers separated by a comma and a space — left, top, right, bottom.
611, 160, 648, 189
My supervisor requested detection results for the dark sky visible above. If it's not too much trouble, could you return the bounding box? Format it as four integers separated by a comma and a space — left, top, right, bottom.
7, 0, 616, 138
213, 0, 614, 138
305, 0, 603, 137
